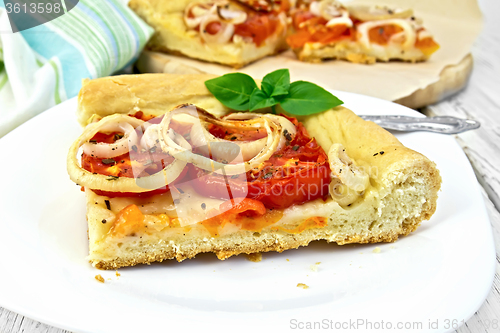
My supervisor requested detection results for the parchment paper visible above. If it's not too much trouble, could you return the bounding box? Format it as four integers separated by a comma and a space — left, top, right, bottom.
144, 0, 483, 102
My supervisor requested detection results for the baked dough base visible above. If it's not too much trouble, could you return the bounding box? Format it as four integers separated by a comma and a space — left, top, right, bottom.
294, 40, 429, 64
76, 74, 440, 269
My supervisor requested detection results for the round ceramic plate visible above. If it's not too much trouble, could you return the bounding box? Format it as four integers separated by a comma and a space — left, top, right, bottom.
0, 92, 494, 333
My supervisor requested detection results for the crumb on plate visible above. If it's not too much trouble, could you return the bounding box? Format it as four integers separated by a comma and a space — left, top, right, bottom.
246, 253, 262, 262
297, 283, 309, 289
310, 262, 321, 272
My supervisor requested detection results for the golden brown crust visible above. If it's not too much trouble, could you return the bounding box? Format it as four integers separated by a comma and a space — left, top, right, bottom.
77, 74, 441, 269
77, 74, 229, 126
93, 219, 421, 270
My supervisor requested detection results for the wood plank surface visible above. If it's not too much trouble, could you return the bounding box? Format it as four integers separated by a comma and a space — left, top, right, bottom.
426, 0, 500, 331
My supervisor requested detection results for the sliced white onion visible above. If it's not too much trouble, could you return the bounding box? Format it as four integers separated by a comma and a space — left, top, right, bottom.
325, 9, 353, 28
357, 18, 416, 49
185, 16, 204, 29
134, 133, 190, 190
80, 115, 143, 159
158, 105, 282, 175
199, 15, 235, 44
309, 1, 322, 17
184, 3, 216, 29
348, 5, 413, 22
328, 143, 370, 206
217, 7, 247, 25
140, 123, 161, 152
237, 0, 272, 12
188, 116, 267, 162
320, 1, 343, 20
67, 114, 187, 192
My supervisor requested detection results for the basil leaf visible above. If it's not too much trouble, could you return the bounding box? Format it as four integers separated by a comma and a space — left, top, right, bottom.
249, 88, 278, 112
261, 69, 290, 97
205, 73, 258, 111
280, 81, 343, 116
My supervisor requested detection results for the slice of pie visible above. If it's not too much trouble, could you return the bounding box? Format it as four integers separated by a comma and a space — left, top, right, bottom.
68, 73, 441, 269
287, 0, 440, 63
128, 0, 290, 68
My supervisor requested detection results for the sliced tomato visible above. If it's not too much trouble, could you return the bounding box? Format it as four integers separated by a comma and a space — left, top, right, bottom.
234, 14, 280, 46
92, 188, 171, 198
201, 197, 283, 236
190, 116, 331, 209
219, 198, 266, 217
287, 15, 352, 49
81, 117, 190, 198
205, 21, 222, 35
291, 10, 318, 30
277, 0, 291, 13
207, 122, 268, 141
237, 0, 290, 14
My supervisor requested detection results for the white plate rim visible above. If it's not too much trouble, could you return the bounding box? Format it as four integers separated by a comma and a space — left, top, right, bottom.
0, 91, 495, 333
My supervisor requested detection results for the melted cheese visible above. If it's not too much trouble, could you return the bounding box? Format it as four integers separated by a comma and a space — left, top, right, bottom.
107, 184, 226, 227
101, 184, 351, 239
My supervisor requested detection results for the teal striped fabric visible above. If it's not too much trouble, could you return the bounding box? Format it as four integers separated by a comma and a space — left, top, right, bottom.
0, 0, 153, 137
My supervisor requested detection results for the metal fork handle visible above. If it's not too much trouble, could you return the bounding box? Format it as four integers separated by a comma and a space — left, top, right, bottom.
359, 115, 480, 134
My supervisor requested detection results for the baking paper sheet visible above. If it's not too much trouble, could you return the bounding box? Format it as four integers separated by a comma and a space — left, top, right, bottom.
140, 0, 483, 102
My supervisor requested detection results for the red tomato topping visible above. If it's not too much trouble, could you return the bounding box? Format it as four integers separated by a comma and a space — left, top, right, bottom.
84, 114, 330, 210
201, 198, 283, 236
190, 115, 331, 209
81, 116, 189, 198
368, 24, 403, 45
234, 14, 281, 46
220, 198, 267, 217
287, 13, 353, 49
208, 122, 268, 141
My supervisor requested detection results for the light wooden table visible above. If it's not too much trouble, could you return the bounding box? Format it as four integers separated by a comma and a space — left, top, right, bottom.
1, 0, 499, 331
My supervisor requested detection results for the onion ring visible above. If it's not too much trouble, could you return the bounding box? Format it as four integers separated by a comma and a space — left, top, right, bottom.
67, 114, 188, 192
81, 119, 141, 159
157, 105, 282, 175
199, 14, 235, 44
184, 2, 216, 28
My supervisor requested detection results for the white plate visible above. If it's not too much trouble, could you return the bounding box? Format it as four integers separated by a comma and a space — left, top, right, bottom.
0, 92, 494, 333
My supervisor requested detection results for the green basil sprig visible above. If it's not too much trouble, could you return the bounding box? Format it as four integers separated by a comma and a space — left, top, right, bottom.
205, 69, 343, 115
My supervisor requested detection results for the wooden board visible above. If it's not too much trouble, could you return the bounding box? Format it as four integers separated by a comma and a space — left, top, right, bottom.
395, 53, 473, 109
135, 50, 474, 110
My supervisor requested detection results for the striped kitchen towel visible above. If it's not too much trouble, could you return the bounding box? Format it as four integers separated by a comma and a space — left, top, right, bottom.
0, 0, 153, 137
